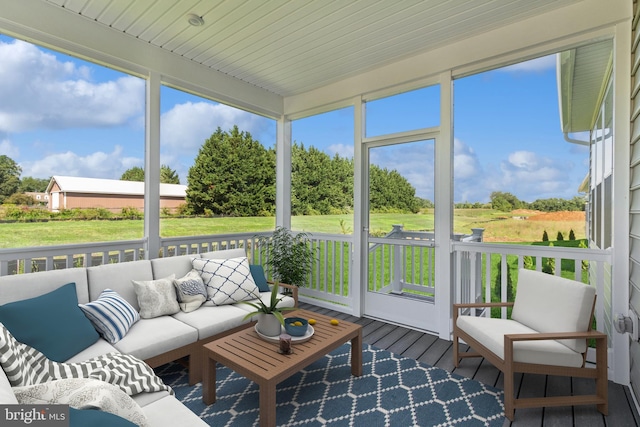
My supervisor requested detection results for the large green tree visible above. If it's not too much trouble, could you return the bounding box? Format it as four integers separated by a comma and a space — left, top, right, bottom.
0, 155, 21, 203
291, 143, 353, 215
490, 191, 522, 212
186, 126, 275, 216
160, 165, 180, 184
121, 166, 144, 181
369, 166, 419, 213
121, 165, 180, 184
19, 176, 50, 192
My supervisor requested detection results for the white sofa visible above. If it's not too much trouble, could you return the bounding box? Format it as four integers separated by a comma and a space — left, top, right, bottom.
0, 248, 297, 427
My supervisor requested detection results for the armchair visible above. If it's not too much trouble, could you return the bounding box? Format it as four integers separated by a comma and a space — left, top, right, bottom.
453, 268, 608, 420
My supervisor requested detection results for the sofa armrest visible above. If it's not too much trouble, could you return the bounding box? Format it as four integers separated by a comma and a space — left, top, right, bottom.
268, 281, 298, 307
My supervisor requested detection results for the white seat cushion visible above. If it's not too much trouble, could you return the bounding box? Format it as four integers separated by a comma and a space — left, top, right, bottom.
456, 315, 585, 368
113, 317, 197, 361
172, 305, 250, 339
64, 338, 119, 363
143, 395, 207, 426
0, 366, 17, 404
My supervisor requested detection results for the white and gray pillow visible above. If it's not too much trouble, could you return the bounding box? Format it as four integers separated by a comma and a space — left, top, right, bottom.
191, 257, 259, 306
173, 269, 207, 312
131, 275, 180, 319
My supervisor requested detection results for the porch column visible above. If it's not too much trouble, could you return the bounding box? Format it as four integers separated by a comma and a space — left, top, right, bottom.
435, 70, 454, 340
611, 18, 631, 385
276, 116, 292, 229
352, 96, 364, 317
144, 72, 161, 259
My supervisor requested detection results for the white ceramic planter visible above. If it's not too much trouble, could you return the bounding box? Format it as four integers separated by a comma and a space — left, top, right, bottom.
256, 313, 282, 336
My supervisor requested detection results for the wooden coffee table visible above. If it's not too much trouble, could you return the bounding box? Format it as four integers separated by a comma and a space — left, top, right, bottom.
202, 309, 362, 427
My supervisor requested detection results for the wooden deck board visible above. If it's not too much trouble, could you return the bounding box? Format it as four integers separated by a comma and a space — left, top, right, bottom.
299, 301, 640, 426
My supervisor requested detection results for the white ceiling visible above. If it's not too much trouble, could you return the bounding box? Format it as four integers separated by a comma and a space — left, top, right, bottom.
43, 0, 582, 98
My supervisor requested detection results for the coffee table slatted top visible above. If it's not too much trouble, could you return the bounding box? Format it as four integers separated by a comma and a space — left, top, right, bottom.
204, 309, 362, 384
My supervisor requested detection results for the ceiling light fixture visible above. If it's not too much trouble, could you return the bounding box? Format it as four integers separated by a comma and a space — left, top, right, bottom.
187, 13, 204, 27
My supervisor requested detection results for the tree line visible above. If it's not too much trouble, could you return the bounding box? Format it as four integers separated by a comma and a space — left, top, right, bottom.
184, 126, 422, 216
487, 191, 585, 212
0, 126, 585, 215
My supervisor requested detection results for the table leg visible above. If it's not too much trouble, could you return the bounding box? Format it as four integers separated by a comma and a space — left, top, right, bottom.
202, 352, 217, 405
259, 381, 277, 427
351, 331, 363, 376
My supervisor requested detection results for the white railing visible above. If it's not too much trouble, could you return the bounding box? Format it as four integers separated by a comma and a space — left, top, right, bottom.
452, 241, 611, 330
159, 233, 269, 259
0, 239, 147, 275
301, 233, 353, 311
0, 233, 612, 331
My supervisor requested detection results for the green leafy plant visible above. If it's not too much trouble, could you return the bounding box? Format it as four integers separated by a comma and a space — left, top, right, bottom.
256, 226, 315, 287
239, 284, 296, 325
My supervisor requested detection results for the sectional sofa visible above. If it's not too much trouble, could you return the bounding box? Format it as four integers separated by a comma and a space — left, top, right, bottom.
0, 248, 297, 427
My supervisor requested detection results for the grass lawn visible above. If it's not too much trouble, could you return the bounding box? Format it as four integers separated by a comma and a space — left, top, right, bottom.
0, 209, 585, 249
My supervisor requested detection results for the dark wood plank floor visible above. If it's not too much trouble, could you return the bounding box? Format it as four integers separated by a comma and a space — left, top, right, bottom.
299, 302, 640, 427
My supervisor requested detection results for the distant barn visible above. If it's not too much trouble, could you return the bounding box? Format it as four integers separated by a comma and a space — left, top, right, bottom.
46, 176, 186, 213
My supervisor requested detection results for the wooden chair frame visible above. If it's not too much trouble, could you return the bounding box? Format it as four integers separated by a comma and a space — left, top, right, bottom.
453, 300, 608, 421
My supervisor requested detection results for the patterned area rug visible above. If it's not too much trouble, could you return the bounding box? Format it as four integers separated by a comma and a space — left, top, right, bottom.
155, 343, 504, 426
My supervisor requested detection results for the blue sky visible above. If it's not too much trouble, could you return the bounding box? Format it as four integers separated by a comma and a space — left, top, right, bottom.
0, 36, 588, 204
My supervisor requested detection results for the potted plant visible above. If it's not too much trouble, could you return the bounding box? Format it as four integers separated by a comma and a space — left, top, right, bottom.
240, 284, 297, 336
256, 226, 315, 287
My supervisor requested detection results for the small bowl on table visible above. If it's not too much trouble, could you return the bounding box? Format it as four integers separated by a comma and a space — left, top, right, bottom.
284, 317, 309, 337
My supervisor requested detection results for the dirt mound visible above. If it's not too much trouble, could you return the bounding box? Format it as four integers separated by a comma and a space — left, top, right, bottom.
527, 211, 585, 221
511, 209, 541, 216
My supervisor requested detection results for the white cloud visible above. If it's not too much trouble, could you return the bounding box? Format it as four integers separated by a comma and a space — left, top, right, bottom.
369, 141, 436, 200
326, 143, 353, 159
500, 150, 574, 200
159, 101, 273, 182
453, 138, 481, 180
0, 39, 144, 133
160, 102, 270, 152
20, 145, 141, 179
0, 138, 19, 158
500, 55, 556, 73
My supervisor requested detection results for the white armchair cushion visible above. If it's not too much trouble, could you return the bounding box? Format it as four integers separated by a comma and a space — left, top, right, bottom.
456, 315, 585, 368
511, 269, 595, 353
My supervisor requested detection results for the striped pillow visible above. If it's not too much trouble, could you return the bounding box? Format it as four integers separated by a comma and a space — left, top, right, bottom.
79, 290, 140, 344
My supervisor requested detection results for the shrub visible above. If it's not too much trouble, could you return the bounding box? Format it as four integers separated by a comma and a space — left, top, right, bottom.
175, 203, 189, 216
542, 230, 549, 241
4, 193, 37, 205
569, 229, 576, 240
557, 231, 564, 241
494, 259, 514, 302
542, 242, 555, 274
523, 255, 534, 270
120, 207, 142, 219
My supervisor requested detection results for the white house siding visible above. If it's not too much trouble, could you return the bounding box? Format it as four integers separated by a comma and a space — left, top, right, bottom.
629, 0, 640, 405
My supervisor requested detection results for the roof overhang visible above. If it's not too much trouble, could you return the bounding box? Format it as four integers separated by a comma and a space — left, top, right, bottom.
557, 39, 613, 136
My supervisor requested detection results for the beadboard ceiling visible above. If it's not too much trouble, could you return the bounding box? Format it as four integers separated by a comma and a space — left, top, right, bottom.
43, 0, 581, 98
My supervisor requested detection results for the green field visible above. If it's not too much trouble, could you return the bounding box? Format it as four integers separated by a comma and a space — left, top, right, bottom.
0, 209, 584, 249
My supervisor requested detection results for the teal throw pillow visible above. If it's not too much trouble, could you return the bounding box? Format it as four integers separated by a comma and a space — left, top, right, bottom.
69, 408, 137, 427
250, 264, 270, 292
0, 282, 99, 362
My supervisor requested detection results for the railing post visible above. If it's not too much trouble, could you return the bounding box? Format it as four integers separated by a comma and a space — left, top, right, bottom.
390, 225, 404, 294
